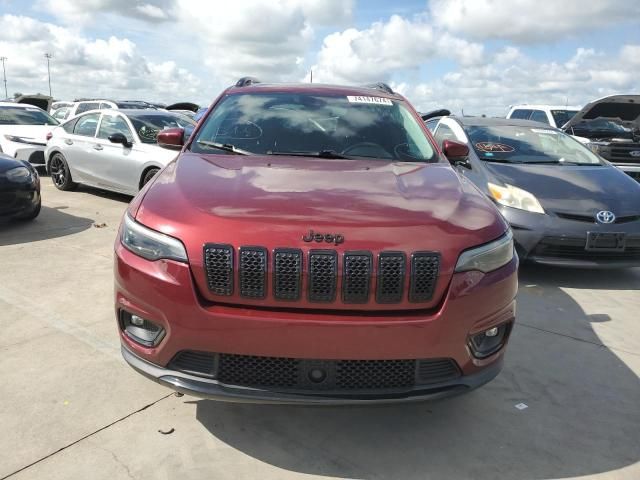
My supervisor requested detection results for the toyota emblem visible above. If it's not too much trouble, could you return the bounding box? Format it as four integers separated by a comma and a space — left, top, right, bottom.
596, 210, 616, 224
629, 150, 640, 157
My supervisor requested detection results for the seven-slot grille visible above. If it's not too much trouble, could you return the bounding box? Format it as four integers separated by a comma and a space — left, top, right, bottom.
203, 246, 440, 304
169, 351, 461, 391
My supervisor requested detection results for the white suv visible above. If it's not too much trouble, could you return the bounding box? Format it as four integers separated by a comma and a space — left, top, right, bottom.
51, 100, 154, 121
506, 105, 581, 129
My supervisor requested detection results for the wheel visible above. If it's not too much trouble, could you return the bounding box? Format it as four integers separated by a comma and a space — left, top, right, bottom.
16, 200, 41, 221
49, 153, 77, 191
141, 168, 159, 187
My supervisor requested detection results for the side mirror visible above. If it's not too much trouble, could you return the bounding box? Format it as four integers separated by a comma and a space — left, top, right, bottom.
108, 133, 131, 148
157, 127, 185, 150
442, 139, 471, 168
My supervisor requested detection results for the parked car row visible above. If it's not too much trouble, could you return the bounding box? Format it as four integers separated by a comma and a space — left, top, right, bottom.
425, 104, 640, 268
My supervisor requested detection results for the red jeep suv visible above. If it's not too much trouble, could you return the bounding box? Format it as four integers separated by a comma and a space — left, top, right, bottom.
115, 79, 518, 404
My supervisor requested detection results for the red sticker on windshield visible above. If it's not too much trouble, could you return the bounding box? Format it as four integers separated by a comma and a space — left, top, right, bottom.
475, 142, 515, 153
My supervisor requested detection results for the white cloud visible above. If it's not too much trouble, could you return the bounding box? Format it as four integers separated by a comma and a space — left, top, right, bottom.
39, 0, 175, 24
308, 14, 484, 84
430, 0, 640, 43
0, 14, 200, 102
401, 45, 640, 116
172, 0, 354, 83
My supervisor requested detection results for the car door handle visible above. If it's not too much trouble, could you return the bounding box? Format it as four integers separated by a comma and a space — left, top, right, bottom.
93, 144, 104, 151
64, 139, 73, 145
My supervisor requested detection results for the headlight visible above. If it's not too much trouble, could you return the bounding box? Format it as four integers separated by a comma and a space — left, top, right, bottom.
488, 183, 545, 214
3, 134, 45, 146
455, 231, 514, 273
586, 142, 606, 154
121, 213, 188, 262
5, 166, 32, 182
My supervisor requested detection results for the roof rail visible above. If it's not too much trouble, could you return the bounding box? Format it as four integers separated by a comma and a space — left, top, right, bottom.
235, 77, 260, 87
364, 83, 394, 94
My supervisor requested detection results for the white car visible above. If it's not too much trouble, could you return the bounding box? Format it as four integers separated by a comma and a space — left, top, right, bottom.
51, 99, 156, 122
0, 101, 59, 166
506, 104, 581, 129
45, 109, 195, 195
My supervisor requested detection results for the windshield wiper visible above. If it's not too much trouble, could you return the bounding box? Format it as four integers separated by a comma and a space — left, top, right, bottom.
196, 140, 253, 155
479, 158, 521, 163
267, 149, 352, 159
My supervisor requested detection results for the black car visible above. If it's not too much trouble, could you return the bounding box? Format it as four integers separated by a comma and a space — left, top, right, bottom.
432, 116, 640, 267
0, 154, 41, 221
562, 95, 640, 182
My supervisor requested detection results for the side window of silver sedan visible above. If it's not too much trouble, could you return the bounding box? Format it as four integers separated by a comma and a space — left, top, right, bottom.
97, 115, 134, 143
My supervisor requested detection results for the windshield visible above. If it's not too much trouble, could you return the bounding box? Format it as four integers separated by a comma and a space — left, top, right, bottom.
550, 110, 578, 128
571, 118, 632, 134
0, 106, 59, 126
467, 125, 603, 165
191, 92, 437, 162
129, 114, 195, 144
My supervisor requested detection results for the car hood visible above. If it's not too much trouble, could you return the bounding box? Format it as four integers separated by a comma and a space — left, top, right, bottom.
483, 161, 640, 216
135, 153, 508, 310
0, 153, 25, 172
563, 94, 640, 131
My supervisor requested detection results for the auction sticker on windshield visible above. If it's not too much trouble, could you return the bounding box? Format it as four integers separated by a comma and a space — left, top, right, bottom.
475, 142, 515, 153
347, 96, 393, 106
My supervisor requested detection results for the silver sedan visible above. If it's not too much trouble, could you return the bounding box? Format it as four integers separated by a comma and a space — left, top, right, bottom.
44, 109, 195, 195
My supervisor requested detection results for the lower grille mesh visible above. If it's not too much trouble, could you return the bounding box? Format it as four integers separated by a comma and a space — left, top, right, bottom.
170, 351, 461, 392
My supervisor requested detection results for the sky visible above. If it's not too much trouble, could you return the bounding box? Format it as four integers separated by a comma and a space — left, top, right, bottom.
0, 0, 639, 116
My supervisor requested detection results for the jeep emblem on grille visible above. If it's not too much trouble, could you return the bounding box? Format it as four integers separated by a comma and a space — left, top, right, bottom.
302, 229, 344, 245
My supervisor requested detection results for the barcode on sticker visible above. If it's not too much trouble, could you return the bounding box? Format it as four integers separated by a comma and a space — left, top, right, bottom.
347, 96, 393, 106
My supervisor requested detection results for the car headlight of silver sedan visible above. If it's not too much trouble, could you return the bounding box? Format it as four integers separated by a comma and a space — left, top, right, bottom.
121, 213, 188, 262
5, 166, 33, 183
455, 231, 515, 273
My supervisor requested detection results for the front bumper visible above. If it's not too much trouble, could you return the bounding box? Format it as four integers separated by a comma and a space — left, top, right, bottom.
122, 345, 504, 404
0, 176, 40, 218
115, 242, 518, 403
501, 206, 640, 268
14, 146, 46, 166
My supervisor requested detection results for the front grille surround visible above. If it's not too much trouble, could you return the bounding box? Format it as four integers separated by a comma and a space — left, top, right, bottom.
239, 246, 267, 299
409, 252, 440, 302
376, 252, 406, 303
342, 251, 373, 303
169, 350, 462, 392
308, 250, 338, 302
203, 244, 234, 296
273, 248, 302, 301
203, 246, 441, 304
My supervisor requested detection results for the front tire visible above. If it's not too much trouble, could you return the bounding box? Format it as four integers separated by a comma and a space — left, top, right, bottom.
49, 153, 77, 191
141, 168, 159, 188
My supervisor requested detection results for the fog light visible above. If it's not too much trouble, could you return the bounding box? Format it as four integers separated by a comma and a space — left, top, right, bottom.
485, 327, 499, 337
120, 311, 165, 347
468, 323, 511, 359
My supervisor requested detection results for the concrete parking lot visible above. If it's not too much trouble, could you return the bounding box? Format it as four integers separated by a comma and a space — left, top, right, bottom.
1, 176, 639, 480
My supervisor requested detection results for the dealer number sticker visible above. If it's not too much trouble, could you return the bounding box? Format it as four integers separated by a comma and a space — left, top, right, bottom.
347, 96, 393, 106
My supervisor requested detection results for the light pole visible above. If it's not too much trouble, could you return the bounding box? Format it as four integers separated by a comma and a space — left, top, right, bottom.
44, 53, 53, 97
0, 57, 7, 99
